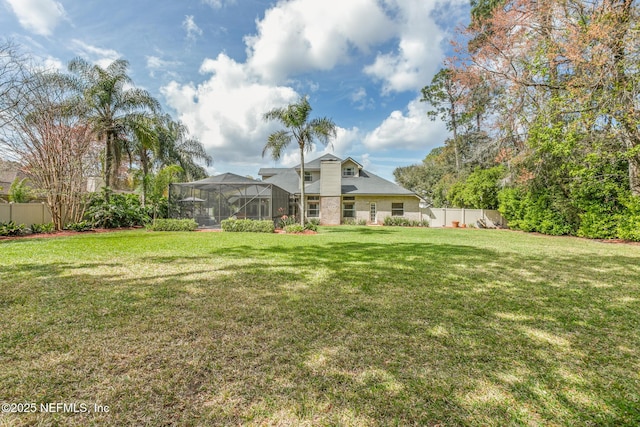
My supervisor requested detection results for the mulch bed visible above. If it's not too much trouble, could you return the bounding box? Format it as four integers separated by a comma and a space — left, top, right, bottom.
0, 227, 139, 241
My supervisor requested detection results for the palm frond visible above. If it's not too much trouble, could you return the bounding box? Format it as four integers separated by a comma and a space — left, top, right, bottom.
262, 130, 292, 160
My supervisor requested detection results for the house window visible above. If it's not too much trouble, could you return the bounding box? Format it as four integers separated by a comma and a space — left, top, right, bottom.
343, 196, 355, 201
304, 171, 312, 182
307, 196, 319, 217
392, 202, 404, 216
343, 202, 355, 218
343, 167, 355, 177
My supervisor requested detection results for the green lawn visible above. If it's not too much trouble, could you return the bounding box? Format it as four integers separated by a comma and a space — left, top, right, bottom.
1, 227, 639, 426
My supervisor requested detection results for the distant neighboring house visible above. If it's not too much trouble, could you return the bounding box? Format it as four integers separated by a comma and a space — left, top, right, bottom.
0, 160, 28, 200
259, 153, 422, 225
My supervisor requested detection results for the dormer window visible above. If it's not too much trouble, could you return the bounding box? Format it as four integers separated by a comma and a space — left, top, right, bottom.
304, 171, 312, 182
343, 167, 355, 177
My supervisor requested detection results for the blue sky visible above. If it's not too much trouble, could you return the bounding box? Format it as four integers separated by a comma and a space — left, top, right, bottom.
1, 0, 469, 181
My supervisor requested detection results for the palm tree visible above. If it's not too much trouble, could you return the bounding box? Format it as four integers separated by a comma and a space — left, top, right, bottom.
130, 114, 212, 206
153, 114, 212, 181
263, 96, 337, 225
67, 58, 160, 188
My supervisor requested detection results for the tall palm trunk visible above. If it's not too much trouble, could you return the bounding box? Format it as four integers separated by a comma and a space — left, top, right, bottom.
299, 146, 305, 226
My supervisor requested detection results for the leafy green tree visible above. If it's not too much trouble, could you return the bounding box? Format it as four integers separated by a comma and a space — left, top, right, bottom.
421, 68, 469, 173
449, 166, 505, 209
67, 58, 159, 189
394, 147, 455, 206
262, 96, 337, 225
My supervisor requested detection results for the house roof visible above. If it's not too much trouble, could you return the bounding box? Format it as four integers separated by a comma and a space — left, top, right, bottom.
257, 167, 287, 177
0, 160, 27, 195
261, 168, 301, 194
293, 153, 363, 171
261, 154, 417, 197
296, 153, 341, 170
176, 172, 261, 186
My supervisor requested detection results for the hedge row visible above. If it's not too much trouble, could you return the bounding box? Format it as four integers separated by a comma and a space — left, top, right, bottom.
147, 219, 198, 231
383, 217, 429, 227
221, 219, 275, 233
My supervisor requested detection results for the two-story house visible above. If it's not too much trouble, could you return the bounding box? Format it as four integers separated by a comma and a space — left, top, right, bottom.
259, 154, 422, 225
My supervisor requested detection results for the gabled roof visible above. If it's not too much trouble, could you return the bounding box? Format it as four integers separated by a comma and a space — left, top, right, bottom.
341, 157, 364, 169
262, 154, 417, 197
295, 153, 341, 171
303, 169, 415, 196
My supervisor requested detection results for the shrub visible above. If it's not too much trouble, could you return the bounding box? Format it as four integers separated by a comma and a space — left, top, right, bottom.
304, 221, 318, 232
0, 221, 27, 236
356, 219, 368, 226
498, 189, 573, 235
618, 196, 640, 242
577, 205, 620, 239
65, 221, 93, 232
30, 222, 55, 234
383, 217, 429, 227
284, 224, 305, 233
147, 219, 198, 232
221, 219, 275, 233
278, 214, 297, 228
85, 188, 149, 228
342, 218, 357, 225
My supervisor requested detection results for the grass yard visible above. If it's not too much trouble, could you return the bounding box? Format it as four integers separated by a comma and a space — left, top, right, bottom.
1, 227, 639, 426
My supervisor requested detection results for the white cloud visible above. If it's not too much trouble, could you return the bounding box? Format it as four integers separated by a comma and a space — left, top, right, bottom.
162, 0, 465, 175
42, 55, 64, 71
245, 0, 394, 83
70, 40, 121, 68
161, 53, 300, 171
363, 97, 448, 150
183, 15, 203, 41
350, 87, 375, 111
202, 0, 235, 8
5, 0, 67, 36
243, 0, 466, 93
363, 0, 460, 94
146, 55, 181, 78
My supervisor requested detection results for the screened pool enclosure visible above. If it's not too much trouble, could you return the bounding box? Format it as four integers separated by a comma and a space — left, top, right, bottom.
169, 173, 290, 227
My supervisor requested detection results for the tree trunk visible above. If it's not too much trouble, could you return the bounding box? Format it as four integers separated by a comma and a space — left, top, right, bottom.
630, 155, 640, 196
299, 145, 306, 226
104, 133, 113, 189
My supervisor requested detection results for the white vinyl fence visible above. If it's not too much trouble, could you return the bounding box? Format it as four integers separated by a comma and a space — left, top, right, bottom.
0, 203, 52, 225
422, 208, 507, 228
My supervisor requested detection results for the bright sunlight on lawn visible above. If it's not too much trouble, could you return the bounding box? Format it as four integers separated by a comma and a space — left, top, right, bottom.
1, 227, 639, 426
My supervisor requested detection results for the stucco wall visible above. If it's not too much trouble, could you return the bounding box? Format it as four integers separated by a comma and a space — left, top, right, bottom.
351, 196, 421, 224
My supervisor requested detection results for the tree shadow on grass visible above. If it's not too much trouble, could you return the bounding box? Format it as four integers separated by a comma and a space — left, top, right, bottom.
1, 239, 639, 425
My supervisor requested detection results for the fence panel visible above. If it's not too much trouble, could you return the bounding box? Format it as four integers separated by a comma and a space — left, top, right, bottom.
0, 204, 9, 222
423, 208, 507, 228
0, 203, 52, 225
